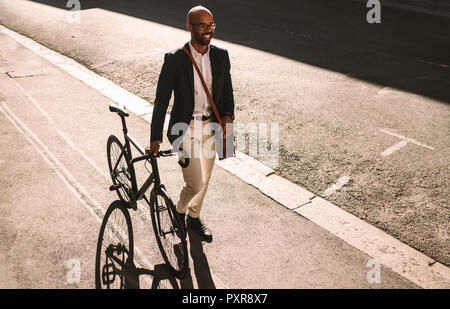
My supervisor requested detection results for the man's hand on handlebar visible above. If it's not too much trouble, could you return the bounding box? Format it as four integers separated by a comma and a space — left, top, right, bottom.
145, 141, 161, 156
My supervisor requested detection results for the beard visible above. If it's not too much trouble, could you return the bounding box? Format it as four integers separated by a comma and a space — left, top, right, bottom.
195, 32, 213, 46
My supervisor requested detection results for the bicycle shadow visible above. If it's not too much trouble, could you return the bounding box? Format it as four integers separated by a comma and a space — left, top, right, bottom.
179, 229, 216, 289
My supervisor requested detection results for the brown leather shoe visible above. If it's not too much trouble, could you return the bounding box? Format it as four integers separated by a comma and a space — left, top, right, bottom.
187, 215, 212, 241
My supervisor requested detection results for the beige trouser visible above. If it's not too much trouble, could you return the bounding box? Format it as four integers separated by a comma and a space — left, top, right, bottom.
176, 118, 216, 218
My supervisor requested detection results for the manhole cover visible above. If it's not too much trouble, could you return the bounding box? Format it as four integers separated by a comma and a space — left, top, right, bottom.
6, 70, 48, 78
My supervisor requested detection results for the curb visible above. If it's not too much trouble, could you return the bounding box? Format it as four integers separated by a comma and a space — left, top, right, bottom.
2, 24, 448, 288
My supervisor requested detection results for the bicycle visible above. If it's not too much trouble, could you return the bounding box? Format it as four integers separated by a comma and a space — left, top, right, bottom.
95, 103, 189, 289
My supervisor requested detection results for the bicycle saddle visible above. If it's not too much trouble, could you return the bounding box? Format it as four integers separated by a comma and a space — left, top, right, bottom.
109, 103, 129, 117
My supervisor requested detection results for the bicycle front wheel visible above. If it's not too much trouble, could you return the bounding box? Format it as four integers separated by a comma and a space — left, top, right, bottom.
95, 200, 135, 289
149, 187, 188, 279
107, 135, 132, 204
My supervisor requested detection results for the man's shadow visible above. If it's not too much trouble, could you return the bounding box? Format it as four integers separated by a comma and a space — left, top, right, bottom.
125, 230, 216, 289
179, 229, 216, 289
123, 261, 179, 289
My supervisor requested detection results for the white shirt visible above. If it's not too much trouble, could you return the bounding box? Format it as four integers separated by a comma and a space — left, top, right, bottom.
189, 41, 213, 117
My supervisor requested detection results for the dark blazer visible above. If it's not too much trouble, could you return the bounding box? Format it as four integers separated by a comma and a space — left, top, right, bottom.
150, 42, 235, 144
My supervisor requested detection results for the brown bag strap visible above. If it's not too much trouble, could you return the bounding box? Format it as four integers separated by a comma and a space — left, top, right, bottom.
183, 46, 222, 125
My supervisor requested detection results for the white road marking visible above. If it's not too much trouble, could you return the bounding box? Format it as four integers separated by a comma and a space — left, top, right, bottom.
9, 78, 154, 223
11, 79, 109, 176
381, 139, 410, 157
380, 128, 434, 156
322, 176, 350, 197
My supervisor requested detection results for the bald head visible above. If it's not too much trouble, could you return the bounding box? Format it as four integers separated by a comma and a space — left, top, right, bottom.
186, 5, 215, 48
187, 6, 213, 24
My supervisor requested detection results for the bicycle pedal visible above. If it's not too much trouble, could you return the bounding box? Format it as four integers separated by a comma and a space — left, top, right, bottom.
109, 184, 121, 191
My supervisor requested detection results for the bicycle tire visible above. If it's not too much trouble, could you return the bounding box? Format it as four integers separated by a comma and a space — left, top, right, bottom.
107, 135, 133, 204
149, 187, 188, 279
95, 200, 134, 289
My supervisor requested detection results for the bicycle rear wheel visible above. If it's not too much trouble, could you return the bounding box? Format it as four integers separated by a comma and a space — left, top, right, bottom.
149, 187, 188, 279
107, 135, 132, 204
95, 200, 134, 289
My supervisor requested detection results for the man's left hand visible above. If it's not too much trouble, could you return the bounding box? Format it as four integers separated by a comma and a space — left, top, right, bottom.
222, 115, 233, 137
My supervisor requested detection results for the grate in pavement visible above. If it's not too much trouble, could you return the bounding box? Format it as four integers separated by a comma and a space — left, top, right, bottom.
6, 70, 48, 78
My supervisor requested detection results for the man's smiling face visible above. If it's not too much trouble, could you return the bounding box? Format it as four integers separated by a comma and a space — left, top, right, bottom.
188, 9, 215, 46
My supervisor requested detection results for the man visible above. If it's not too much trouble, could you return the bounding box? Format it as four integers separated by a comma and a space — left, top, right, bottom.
146, 6, 235, 241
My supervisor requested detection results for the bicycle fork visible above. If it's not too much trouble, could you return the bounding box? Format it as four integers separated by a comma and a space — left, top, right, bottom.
149, 190, 176, 239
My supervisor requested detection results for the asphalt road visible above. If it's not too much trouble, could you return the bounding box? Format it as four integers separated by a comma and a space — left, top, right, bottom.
0, 30, 421, 288
0, 0, 448, 268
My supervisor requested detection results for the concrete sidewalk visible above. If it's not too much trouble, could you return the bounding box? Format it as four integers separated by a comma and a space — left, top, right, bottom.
0, 27, 446, 288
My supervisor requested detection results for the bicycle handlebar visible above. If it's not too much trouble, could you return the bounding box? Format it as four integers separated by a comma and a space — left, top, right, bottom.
129, 149, 190, 168
129, 150, 173, 164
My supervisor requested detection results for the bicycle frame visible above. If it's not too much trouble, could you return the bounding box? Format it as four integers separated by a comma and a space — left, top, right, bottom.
123, 126, 177, 240
116, 114, 162, 202
112, 111, 184, 239
104, 103, 189, 281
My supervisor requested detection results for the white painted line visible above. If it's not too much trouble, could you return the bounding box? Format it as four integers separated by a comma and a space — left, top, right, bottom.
322, 176, 350, 197
8, 78, 172, 244
0, 102, 103, 219
412, 139, 435, 151
379, 128, 407, 140
380, 128, 434, 156
381, 139, 410, 157
4, 24, 448, 288
295, 197, 450, 289
10, 79, 108, 177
